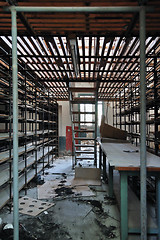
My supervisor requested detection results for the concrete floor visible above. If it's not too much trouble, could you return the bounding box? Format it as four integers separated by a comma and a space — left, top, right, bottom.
0, 156, 158, 240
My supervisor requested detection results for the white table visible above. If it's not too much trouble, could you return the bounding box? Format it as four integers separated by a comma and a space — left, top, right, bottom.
98, 139, 160, 239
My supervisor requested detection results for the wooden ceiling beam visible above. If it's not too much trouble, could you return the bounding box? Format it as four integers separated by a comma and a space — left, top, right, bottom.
101, 37, 122, 89
37, 78, 134, 82
20, 69, 141, 73
82, 36, 86, 79
88, 36, 92, 80
58, 36, 73, 80
6, 0, 37, 37
0, 0, 159, 101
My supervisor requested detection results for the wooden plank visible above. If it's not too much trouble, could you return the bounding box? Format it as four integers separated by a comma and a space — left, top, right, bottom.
115, 167, 160, 171
75, 167, 101, 180
71, 179, 101, 187
18, 196, 55, 216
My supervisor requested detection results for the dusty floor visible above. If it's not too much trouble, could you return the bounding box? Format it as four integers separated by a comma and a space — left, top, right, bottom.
0, 156, 158, 240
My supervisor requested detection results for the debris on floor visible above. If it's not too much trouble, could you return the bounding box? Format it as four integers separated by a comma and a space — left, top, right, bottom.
55, 186, 74, 196
37, 180, 61, 199
18, 196, 55, 216
95, 219, 117, 239
33, 174, 44, 185
73, 186, 95, 197
87, 200, 103, 213
1, 223, 14, 240
77, 199, 103, 214
19, 212, 72, 240
0, 157, 120, 240
37, 167, 101, 199
0, 217, 71, 240
38, 180, 96, 199
104, 195, 117, 205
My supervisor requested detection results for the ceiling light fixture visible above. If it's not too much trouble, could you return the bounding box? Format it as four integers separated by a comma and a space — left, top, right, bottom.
69, 38, 79, 77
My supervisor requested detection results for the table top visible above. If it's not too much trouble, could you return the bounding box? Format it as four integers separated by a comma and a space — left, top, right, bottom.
100, 141, 160, 170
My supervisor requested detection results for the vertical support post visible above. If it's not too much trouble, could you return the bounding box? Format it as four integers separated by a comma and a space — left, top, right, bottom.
11, 9, 19, 240
128, 84, 131, 135
94, 87, 98, 166
35, 86, 38, 175
115, 97, 118, 128
69, 90, 76, 168
123, 84, 126, 131
119, 91, 122, 129
42, 94, 45, 175
135, 81, 138, 146
99, 144, 102, 169
48, 89, 50, 165
156, 177, 160, 239
102, 152, 106, 181
140, 6, 147, 240
109, 164, 113, 197
9, 53, 12, 211
120, 172, 128, 240
154, 57, 158, 155
102, 101, 105, 116
56, 102, 59, 157
51, 98, 54, 163
113, 101, 114, 127
130, 83, 133, 141
24, 65, 27, 195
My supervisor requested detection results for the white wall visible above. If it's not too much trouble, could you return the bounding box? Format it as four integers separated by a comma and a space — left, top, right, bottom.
58, 100, 114, 137
58, 101, 71, 137
103, 101, 114, 126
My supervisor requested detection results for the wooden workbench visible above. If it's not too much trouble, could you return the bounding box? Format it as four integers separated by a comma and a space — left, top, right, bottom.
98, 138, 160, 240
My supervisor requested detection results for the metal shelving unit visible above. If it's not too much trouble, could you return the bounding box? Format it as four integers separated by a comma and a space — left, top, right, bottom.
113, 55, 160, 154
0, 53, 58, 209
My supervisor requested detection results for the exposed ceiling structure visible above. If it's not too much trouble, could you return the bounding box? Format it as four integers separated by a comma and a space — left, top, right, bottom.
0, 0, 159, 100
